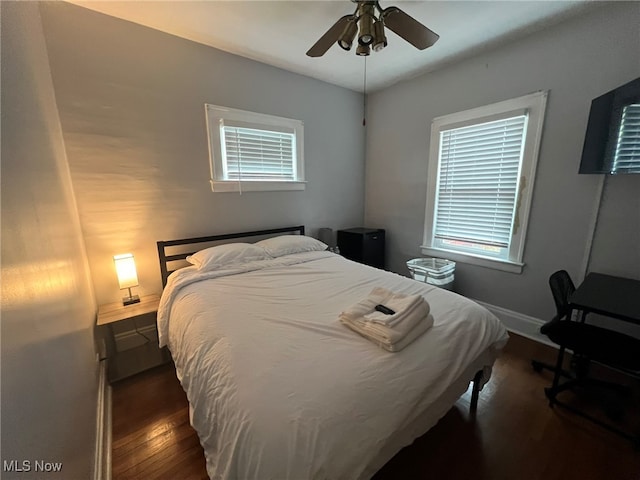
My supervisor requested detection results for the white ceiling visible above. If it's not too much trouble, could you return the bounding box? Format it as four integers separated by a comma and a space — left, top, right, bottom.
67, 0, 600, 92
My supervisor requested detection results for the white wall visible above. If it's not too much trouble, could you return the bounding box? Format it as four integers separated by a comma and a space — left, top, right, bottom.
1, 3, 99, 478
39, 2, 366, 304
365, 3, 640, 324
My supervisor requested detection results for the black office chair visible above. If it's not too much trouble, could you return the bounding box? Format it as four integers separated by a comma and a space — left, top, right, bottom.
531, 270, 586, 378
538, 270, 640, 443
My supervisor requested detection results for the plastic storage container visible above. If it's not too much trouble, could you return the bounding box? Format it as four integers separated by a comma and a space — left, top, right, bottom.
407, 258, 456, 291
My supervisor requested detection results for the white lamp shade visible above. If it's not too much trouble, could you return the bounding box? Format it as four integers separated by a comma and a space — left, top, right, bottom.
114, 253, 139, 289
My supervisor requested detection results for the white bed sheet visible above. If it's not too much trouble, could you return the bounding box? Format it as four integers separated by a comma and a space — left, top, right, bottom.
158, 251, 509, 480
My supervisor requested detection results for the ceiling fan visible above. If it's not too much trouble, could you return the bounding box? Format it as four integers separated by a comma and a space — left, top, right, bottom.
306, 0, 439, 57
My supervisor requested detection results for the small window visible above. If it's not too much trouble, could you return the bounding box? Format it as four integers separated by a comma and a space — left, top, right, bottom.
205, 104, 305, 192
422, 91, 548, 273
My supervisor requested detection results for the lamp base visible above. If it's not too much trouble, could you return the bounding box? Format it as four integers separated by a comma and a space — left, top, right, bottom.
122, 294, 140, 306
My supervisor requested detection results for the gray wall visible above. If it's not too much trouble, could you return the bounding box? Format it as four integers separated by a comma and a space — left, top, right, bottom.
589, 175, 640, 279
39, 2, 366, 305
1, 3, 98, 478
365, 3, 640, 323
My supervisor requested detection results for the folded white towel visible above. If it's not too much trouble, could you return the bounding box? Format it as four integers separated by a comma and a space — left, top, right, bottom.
385, 315, 433, 352
341, 314, 434, 352
339, 287, 435, 351
341, 287, 430, 327
364, 296, 427, 327
340, 288, 391, 319
341, 301, 431, 344
360, 303, 433, 343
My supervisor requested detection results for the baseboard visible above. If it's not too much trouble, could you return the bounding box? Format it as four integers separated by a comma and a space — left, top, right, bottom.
473, 299, 557, 348
94, 359, 112, 480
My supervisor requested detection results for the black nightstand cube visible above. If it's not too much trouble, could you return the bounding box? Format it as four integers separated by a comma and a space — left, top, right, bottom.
337, 228, 385, 269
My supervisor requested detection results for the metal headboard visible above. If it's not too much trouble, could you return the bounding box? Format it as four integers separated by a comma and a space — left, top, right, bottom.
156, 225, 305, 287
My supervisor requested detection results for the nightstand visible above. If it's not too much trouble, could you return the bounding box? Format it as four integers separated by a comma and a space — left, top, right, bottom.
97, 294, 171, 382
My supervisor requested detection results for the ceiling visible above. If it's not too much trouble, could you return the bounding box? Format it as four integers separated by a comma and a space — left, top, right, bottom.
67, 1, 600, 92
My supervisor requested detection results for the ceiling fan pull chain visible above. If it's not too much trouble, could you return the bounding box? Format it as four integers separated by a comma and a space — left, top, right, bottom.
363, 55, 367, 127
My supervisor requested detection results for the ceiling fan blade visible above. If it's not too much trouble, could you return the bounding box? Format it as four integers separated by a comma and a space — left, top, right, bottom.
382, 6, 439, 50
306, 15, 354, 57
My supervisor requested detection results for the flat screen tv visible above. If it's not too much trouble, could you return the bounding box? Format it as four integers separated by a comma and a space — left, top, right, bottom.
579, 77, 640, 174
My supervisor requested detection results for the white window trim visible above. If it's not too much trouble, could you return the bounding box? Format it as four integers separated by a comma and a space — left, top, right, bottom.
421, 91, 548, 274
205, 104, 305, 192
420, 246, 525, 273
209, 180, 306, 193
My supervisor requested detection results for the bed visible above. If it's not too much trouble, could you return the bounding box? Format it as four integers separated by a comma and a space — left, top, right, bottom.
156, 226, 509, 480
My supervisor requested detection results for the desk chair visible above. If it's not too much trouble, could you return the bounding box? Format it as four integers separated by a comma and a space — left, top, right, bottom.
531, 270, 585, 378
540, 270, 640, 444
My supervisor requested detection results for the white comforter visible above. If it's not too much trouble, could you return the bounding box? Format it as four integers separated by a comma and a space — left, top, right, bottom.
158, 251, 508, 480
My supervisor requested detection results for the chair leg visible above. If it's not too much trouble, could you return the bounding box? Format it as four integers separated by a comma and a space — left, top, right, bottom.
531, 359, 549, 372
531, 359, 574, 379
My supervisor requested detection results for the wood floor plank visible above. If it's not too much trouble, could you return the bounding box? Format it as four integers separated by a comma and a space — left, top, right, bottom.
116, 433, 204, 480
112, 412, 195, 473
112, 333, 640, 479
112, 409, 189, 456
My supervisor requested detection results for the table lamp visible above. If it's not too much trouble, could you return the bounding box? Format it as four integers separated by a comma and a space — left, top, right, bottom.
114, 253, 140, 305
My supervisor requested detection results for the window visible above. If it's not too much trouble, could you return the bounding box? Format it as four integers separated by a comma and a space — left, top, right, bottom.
422, 91, 548, 273
205, 104, 305, 192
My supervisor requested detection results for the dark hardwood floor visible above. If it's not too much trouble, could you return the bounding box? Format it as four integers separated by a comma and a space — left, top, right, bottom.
112, 333, 640, 479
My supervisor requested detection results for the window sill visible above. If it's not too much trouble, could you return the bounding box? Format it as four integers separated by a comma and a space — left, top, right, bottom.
210, 180, 306, 193
419, 246, 524, 274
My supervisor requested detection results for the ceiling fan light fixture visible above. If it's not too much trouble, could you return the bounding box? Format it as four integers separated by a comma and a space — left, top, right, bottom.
372, 19, 387, 52
358, 17, 373, 45
337, 18, 358, 50
306, 1, 439, 58
357, 5, 375, 46
356, 43, 370, 56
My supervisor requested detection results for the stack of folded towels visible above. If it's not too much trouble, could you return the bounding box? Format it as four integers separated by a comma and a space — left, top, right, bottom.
339, 287, 434, 352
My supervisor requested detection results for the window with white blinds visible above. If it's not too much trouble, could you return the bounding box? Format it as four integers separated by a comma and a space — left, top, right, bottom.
205, 104, 305, 192
434, 115, 527, 256
221, 125, 296, 181
612, 104, 640, 173
422, 91, 548, 273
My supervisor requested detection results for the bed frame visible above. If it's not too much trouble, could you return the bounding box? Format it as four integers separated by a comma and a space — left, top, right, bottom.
156, 223, 485, 412
156, 225, 305, 287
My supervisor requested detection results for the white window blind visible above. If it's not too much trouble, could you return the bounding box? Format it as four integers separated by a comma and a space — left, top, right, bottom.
205, 104, 305, 192
422, 91, 547, 273
221, 125, 296, 181
612, 104, 640, 173
434, 115, 527, 252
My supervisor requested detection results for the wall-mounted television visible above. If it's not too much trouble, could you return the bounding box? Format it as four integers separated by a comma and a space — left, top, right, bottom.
579, 77, 640, 174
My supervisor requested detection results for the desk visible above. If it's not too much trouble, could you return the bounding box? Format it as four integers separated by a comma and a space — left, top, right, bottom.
570, 272, 640, 325
556, 272, 640, 445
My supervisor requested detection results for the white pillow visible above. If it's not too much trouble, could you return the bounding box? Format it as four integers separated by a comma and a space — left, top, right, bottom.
186, 243, 268, 270
256, 235, 328, 258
